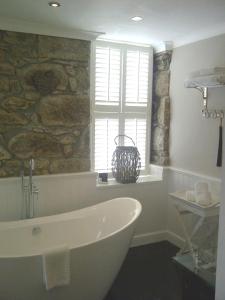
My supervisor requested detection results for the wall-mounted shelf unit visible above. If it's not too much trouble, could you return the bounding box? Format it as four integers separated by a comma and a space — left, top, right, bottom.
185, 67, 225, 120
185, 67, 225, 89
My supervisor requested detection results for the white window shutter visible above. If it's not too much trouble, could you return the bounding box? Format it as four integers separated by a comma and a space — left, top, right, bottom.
94, 118, 119, 171
95, 46, 121, 106
124, 119, 147, 168
125, 50, 149, 106
92, 41, 152, 173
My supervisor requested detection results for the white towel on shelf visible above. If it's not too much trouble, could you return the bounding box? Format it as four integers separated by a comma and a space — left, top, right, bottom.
42, 245, 70, 290
188, 67, 225, 78
184, 67, 225, 88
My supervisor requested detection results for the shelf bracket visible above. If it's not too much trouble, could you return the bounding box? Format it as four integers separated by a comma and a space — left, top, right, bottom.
193, 86, 208, 109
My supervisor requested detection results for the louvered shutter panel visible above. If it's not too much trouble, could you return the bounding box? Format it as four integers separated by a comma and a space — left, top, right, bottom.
95, 46, 121, 106
124, 119, 147, 168
94, 118, 119, 171
125, 50, 149, 106
93, 41, 151, 172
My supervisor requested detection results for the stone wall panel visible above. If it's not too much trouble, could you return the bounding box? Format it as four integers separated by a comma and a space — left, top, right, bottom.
38, 36, 90, 62
50, 157, 90, 174
0, 78, 10, 92
0, 63, 15, 75
154, 71, 170, 98
0, 109, 28, 125
2, 96, 35, 111
8, 132, 63, 159
38, 95, 89, 127
0, 145, 11, 160
18, 63, 68, 93
151, 50, 172, 166
0, 30, 90, 177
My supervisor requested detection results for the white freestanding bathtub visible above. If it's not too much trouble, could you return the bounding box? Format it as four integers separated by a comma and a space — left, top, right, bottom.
0, 197, 141, 300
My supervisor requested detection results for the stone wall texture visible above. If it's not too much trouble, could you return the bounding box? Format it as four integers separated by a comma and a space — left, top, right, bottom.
151, 50, 172, 165
0, 30, 90, 177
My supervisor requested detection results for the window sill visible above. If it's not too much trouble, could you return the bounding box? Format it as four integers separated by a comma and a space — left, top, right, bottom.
96, 174, 162, 189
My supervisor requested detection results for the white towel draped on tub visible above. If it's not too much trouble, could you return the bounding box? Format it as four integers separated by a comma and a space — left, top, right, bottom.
42, 245, 71, 290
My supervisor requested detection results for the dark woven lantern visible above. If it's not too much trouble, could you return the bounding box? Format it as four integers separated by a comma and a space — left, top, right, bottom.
112, 135, 141, 184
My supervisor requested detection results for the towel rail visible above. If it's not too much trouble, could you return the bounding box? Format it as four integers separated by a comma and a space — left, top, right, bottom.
191, 86, 224, 120
185, 67, 225, 120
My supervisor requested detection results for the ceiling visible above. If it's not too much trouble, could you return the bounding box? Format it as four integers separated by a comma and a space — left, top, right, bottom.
0, 0, 225, 49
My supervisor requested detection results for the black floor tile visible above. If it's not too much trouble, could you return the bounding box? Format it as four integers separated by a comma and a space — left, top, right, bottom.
104, 241, 182, 300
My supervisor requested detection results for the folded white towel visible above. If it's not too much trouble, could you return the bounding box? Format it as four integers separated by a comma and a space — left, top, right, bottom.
42, 245, 70, 290
188, 67, 225, 78
184, 67, 225, 88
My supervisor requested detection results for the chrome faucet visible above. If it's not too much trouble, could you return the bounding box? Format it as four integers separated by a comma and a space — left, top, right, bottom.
20, 159, 39, 219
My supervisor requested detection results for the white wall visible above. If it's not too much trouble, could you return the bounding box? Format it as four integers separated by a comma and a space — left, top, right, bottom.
1, 167, 220, 247
215, 129, 225, 300
170, 34, 225, 299
168, 33, 225, 242
216, 170, 225, 299
170, 33, 225, 178
0, 172, 168, 245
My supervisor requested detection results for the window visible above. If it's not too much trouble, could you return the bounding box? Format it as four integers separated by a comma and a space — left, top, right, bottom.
91, 40, 153, 174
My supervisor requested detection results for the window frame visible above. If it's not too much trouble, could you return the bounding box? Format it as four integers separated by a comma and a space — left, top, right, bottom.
90, 40, 153, 175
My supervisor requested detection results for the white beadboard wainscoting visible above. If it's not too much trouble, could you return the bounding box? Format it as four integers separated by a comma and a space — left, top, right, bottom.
133, 166, 221, 247
0, 167, 221, 248
0, 171, 168, 245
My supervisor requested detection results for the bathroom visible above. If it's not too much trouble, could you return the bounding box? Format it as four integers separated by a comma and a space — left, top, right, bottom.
0, 0, 225, 299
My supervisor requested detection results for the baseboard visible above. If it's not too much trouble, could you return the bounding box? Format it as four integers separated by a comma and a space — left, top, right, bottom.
166, 230, 185, 249
131, 230, 167, 247
131, 230, 185, 249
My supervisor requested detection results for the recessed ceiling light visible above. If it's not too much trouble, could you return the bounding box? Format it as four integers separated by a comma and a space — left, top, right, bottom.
48, 1, 61, 7
131, 16, 143, 22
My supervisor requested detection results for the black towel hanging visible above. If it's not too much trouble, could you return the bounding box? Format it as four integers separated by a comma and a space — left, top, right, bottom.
217, 117, 223, 167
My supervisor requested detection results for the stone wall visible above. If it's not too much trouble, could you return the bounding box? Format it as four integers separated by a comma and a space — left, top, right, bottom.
151, 50, 172, 165
0, 30, 90, 177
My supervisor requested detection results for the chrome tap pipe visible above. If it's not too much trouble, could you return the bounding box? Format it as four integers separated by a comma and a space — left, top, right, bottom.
20, 159, 39, 219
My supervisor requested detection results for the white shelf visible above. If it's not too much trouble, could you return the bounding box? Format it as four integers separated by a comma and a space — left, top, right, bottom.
185, 67, 225, 88
169, 191, 220, 217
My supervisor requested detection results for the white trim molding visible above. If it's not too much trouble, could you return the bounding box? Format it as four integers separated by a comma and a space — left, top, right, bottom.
131, 230, 168, 247
166, 230, 185, 249
0, 16, 102, 41
168, 166, 221, 183
131, 230, 185, 249
154, 41, 173, 53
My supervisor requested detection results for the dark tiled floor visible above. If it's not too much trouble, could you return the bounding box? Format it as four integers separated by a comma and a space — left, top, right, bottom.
104, 241, 182, 300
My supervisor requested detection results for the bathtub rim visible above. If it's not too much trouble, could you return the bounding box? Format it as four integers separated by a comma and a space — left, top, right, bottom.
0, 197, 142, 258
